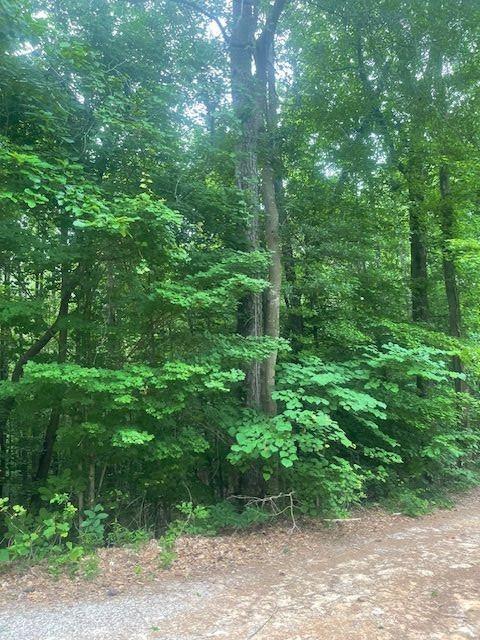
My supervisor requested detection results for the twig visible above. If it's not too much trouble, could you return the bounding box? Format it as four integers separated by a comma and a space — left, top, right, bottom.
229, 491, 298, 531
246, 606, 278, 639
229, 491, 293, 505
105, 59, 128, 74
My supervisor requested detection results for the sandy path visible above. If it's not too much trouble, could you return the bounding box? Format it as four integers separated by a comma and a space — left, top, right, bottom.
0, 490, 479, 639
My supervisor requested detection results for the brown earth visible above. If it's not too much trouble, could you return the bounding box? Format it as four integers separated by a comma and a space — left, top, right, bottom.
0, 489, 479, 639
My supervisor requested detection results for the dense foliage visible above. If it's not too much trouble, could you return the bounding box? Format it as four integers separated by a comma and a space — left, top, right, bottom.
1, 0, 480, 551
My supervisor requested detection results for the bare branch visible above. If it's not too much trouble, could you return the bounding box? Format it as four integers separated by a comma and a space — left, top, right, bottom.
229, 491, 298, 531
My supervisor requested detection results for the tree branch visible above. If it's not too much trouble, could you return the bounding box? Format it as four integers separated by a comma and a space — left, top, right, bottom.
354, 30, 398, 165
170, 0, 229, 44
259, 0, 290, 48
255, 0, 290, 88
11, 264, 83, 382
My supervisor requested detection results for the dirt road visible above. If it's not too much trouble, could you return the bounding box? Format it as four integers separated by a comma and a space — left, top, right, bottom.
0, 489, 479, 639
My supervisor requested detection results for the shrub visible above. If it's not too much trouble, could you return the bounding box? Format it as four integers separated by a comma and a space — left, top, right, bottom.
0, 494, 84, 570
228, 342, 478, 516
79, 504, 108, 548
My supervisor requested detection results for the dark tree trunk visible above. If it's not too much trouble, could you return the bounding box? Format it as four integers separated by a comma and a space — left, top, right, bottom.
406, 155, 429, 323
400, 152, 430, 396
35, 230, 70, 487
408, 198, 429, 323
34, 324, 68, 484
35, 408, 62, 484
439, 164, 464, 391
0, 265, 79, 496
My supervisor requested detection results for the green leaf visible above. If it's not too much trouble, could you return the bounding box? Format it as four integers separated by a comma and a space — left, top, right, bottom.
0, 549, 10, 563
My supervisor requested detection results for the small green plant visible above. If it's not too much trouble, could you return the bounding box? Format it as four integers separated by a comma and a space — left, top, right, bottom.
181, 501, 269, 535
157, 502, 209, 569
158, 543, 177, 570
386, 489, 432, 517
107, 522, 151, 548
79, 504, 108, 548
81, 555, 101, 580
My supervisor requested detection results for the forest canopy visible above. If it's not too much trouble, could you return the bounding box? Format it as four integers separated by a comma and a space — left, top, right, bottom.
1, 0, 480, 543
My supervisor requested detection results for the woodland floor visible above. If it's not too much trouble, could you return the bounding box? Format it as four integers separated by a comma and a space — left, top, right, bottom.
0, 488, 479, 639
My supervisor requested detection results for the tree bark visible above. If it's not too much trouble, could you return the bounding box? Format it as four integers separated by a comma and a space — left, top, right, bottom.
256, 31, 284, 415
439, 164, 464, 391
88, 460, 95, 507
404, 153, 429, 396
34, 313, 68, 483
262, 163, 282, 415
35, 225, 70, 484
408, 182, 429, 323
0, 266, 10, 497
230, 0, 264, 409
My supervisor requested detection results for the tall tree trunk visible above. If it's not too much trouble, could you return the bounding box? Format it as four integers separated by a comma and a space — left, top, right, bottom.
34, 318, 68, 483
35, 227, 70, 484
402, 153, 429, 396
230, 0, 263, 409
88, 460, 95, 507
256, 34, 283, 415
173, 0, 288, 412
228, 0, 288, 494
439, 164, 464, 391
408, 198, 429, 323
0, 266, 11, 497
406, 155, 429, 323
262, 163, 281, 415
0, 400, 13, 498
